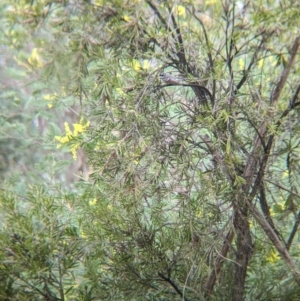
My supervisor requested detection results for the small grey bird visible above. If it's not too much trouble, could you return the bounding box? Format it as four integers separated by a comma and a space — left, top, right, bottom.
160, 72, 212, 105
160, 73, 184, 85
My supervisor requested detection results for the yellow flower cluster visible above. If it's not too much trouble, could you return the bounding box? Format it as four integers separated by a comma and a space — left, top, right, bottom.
132, 59, 151, 71
266, 249, 280, 263
28, 48, 43, 68
175, 5, 186, 17
55, 119, 90, 160
44, 93, 57, 108
89, 198, 97, 206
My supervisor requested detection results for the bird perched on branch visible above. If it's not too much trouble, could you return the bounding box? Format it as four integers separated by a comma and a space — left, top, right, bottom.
159, 72, 212, 106
159, 73, 184, 85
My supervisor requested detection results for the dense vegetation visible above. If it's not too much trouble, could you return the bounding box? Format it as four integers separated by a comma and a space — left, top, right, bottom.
0, 0, 300, 300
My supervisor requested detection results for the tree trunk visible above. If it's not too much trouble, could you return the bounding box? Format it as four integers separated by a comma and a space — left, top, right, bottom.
232, 206, 253, 301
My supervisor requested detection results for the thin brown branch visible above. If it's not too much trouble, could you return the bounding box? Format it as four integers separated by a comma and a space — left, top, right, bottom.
250, 89, 300, 199
265, 178, 300, 199
243, 36, 300, 193
238, 113, 266, 151
270, 36, 300, 104
246, 199, 300, 285
191, 9, 216, 104
170, 10, 187, 67
286, 211, 300, 250
145, 0, 168, 28
259, 183, 285, 243
158, 272, 191, 301
204, 230, 234, 297
277, 85, 300, 122
236, 36, 266, 92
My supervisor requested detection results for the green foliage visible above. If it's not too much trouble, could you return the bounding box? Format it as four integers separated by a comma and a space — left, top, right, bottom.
0, 184, 86, 300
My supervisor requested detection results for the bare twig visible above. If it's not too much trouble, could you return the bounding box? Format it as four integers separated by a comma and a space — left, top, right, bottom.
158, 272, 191, 301
286, 211, 300, 250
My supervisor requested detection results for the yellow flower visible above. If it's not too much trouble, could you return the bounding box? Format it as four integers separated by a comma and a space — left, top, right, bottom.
89, 198, 97, 206
206, 0, 217, 5
73, 120, 89, 136
55, 119, 89, 159
177, 5, 186, 17
132, 60, 141, 71
28, 48, 43, 68
124, 15, 131, 22
94, 0, 104, 5
116, 88, 126, 96
44, 93, 57, 108
73, 123, 83, 135
266, 249, 280, 263
143, 60, 150, 70
44, 94, 55, 100
80, 231, 87, 238
196, 208, 203, 218
55, 135, 70, 144
258, 59, 264, 69
238, 59, 245, 70
64, 122, 72, 136
70, 144, 79, 160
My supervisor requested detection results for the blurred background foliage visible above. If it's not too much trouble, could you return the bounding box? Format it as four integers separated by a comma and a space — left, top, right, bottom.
0, 0, 300, 300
